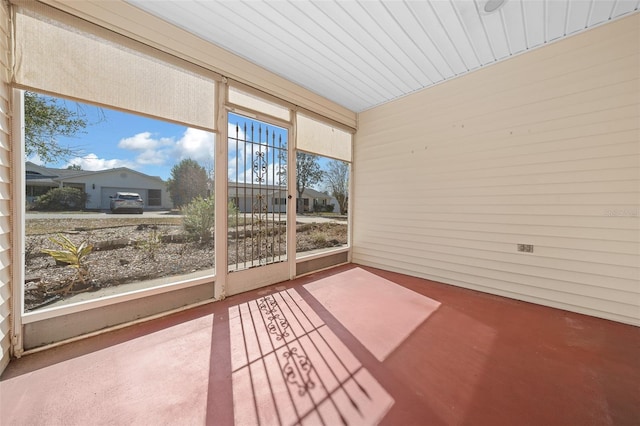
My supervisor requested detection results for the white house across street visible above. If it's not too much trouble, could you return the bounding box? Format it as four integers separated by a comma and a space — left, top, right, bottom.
25, 162, 172, 210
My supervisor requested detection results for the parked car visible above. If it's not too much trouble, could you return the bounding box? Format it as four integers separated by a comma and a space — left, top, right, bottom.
110, 192, 144, 214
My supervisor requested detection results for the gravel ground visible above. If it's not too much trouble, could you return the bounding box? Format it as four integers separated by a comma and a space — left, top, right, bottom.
25, 221, 346, 311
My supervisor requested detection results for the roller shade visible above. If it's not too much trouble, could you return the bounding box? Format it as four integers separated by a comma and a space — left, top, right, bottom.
296, 112, 352, 162
229, 85, 290, 122
13, 5, 217, 130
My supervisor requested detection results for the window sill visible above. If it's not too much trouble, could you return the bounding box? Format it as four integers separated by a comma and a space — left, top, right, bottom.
22, 271, 215, 324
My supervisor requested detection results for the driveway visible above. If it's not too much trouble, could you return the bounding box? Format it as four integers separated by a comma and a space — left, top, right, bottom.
26, 210, 178, 220
296, 215, 347, 225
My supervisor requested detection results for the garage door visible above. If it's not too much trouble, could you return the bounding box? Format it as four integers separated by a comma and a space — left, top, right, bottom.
101, 187, 147, 210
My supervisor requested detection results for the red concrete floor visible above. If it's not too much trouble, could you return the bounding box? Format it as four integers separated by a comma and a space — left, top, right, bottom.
1, 264, 639, 425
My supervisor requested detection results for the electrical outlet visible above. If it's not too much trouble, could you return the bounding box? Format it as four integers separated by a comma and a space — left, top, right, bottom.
517, 244, 534, 253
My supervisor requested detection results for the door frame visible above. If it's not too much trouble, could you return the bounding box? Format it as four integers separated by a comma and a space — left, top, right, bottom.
218, 101, 296, 298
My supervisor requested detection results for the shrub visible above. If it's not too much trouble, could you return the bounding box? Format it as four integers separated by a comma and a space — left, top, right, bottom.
228, 201, 239, 227
33, 187, 87, 211
182, 196, 240, 242
320, 203, 335, 213
182, 196, 215, 242
309, 231, 329, 247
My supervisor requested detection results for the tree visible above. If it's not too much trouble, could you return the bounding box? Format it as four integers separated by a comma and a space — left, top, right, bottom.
25, 91, 89, 163
201, 159, 215, 196
166, 159, 208, 208
324, 160, 349, 215
66, 164, 83, 171
296, 152, 323, 213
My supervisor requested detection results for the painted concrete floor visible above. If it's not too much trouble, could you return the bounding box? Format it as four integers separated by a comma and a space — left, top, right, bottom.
2, 264, 639, 425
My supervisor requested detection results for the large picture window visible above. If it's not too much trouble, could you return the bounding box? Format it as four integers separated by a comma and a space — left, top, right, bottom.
14, 3, 220, 317
23, 92, 215, 312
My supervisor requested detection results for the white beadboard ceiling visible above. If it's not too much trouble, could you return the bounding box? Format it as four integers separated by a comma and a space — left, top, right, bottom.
126, 0, 639, 113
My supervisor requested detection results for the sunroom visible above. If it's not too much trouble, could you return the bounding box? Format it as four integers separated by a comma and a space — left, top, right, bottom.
0, 0, 638, 424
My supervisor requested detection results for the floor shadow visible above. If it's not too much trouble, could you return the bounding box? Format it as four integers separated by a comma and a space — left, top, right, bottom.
206, 281, 394, 425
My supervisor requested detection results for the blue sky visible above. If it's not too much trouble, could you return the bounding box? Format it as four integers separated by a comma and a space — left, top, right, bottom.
29, 94, 330, 189
29, 97, 214, 181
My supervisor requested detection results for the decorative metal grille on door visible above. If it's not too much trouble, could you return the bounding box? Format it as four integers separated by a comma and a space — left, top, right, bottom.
228, 113, 288, 272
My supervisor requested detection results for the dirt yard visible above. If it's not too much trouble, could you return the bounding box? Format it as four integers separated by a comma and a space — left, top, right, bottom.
24, 217, 347, 311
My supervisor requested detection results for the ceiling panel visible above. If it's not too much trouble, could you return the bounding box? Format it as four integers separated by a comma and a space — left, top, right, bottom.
126, 0, 638, 113
613, 0, 640, 16
545, 0, 569, 41
522, 0, 545, 48
589, 0, 617, 25
565, 0, 591, 35
480, 8, 512, 58
501, 0, 528, 53
385, 2, 450, 79
453, 0, 496, 64
430, 0, 476, 72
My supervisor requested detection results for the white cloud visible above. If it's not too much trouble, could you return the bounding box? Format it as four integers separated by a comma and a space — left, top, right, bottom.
116, 128, 216, 169
26, 154, 44, 166
64, 153, 136, 171
135, 149, 168, 166
118, 132, 173, 151
118, 132, 174, 166
174, 128, 215, 163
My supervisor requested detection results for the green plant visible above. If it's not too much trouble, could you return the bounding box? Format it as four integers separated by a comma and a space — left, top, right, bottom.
317, 203, 335, 213
309, 231, 329, 247
228, 201, 239, 227
25, 91, 90, 163
182, 196, 239, 242
182, 196, 215, 242
33, 187, 87, 211
137, 228, 163, 260
41, 234, 93, 293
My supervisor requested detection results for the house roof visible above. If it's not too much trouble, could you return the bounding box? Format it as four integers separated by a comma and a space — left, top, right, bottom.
25, 162, 164, 183
302, 188, 332, 199
227, 181, 330, 199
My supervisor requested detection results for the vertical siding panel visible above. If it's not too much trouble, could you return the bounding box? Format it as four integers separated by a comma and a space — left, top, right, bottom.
353, 14, 640, 326
0, 0, 11, 375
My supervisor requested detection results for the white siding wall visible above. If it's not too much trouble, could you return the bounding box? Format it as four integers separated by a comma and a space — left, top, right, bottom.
353, 15, 640, 326
0, 0, 12, 374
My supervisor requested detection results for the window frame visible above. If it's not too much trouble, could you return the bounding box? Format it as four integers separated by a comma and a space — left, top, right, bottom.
15, 89, 218, 327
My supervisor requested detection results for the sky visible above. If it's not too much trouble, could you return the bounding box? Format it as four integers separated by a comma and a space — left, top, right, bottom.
29, 97, 214, 181
29, 94, 332, 190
